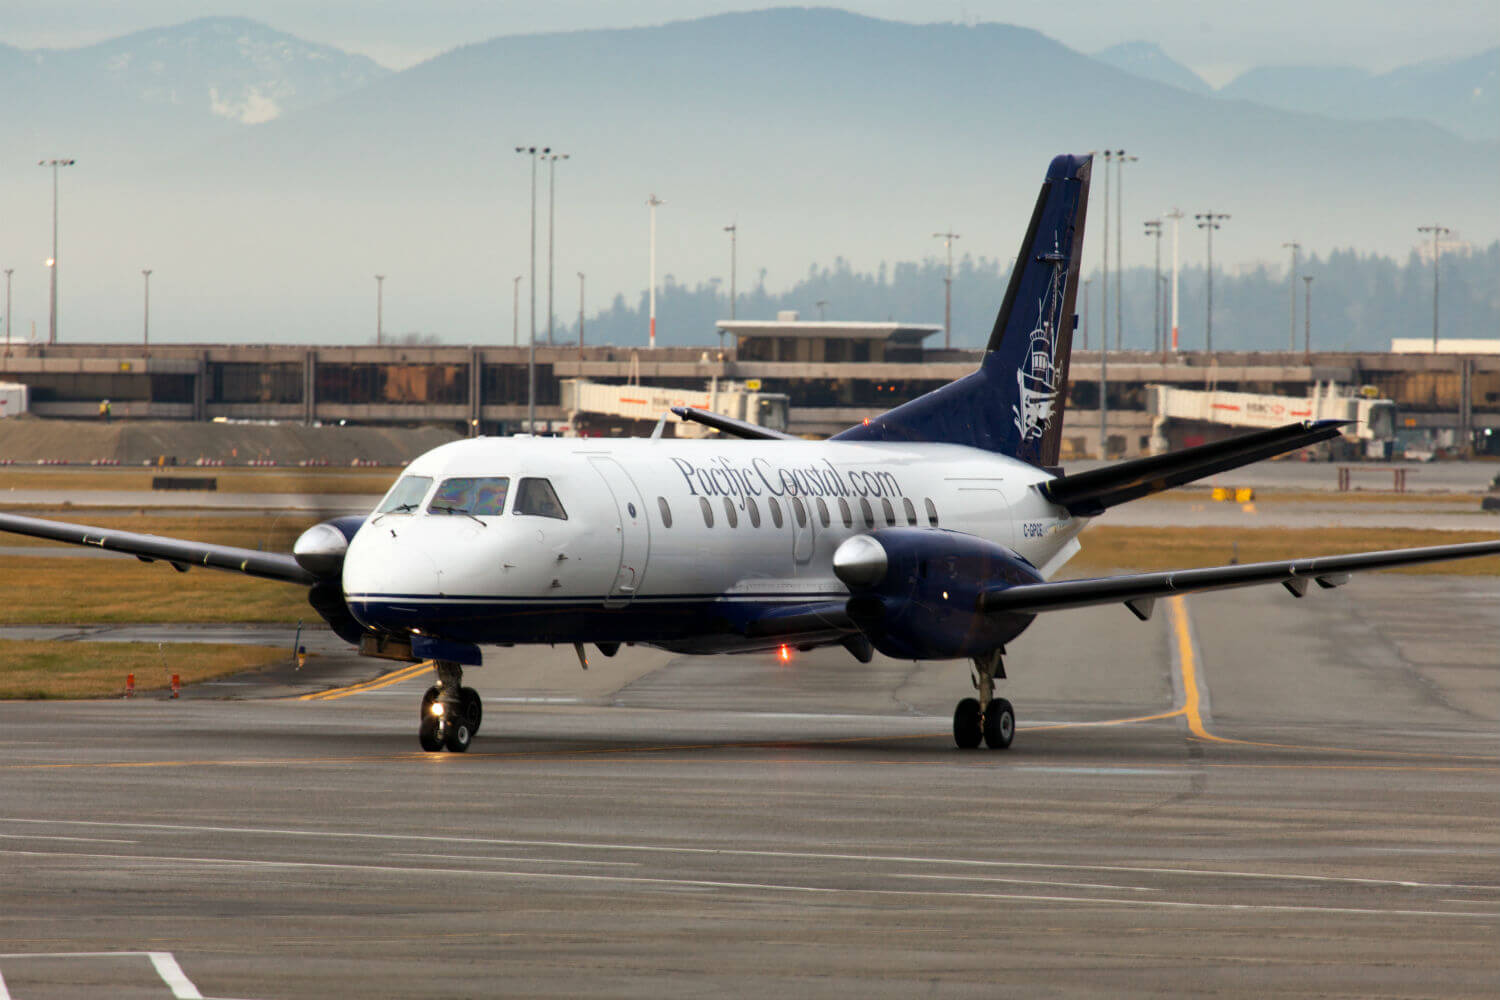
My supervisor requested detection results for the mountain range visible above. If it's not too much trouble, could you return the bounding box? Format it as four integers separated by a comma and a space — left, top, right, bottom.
1093, 41, 1496, 142
0, 9, 1494, 349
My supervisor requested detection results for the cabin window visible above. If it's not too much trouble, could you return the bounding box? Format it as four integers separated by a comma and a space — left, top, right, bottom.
859, 498, 874, 528
699, 496, 714, 527
429, 476, 510, 517
513, 478, 568, 519
769, 497, 784, 529
792, 497, 808, 528
658, 496, 673, 528
376, 475, 432, 515
881, 498, 896, 525
747, 497, 762, 528
925, 498, 939, 526
816, 497, 830, 527
838, 498, 853, 528
722, 496, 738, 528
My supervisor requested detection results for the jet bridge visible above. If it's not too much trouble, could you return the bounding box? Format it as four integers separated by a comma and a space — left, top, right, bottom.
560, 378, 790, 438
1147, 382, 1397, 458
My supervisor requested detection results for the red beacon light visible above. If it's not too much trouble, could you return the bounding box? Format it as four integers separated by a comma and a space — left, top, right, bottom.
778, 644, 792, 663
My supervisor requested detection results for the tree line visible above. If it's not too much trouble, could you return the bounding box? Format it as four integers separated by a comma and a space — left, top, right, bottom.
563, 242, 1499, 353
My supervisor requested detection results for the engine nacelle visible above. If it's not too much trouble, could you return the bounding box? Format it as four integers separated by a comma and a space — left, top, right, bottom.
293, 516, 368, 644
832, 528, 1042, 659
293, 515, 367, 579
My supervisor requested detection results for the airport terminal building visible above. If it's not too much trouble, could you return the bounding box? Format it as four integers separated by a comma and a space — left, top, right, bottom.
2, 320, 1498, 458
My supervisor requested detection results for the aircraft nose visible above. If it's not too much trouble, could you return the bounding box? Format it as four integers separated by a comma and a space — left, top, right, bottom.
342, 525, 442, 630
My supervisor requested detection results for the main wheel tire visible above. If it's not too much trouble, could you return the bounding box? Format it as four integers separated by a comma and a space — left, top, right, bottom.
983, 698, 1015, 750
444, 720, 474, 753
460, 687, 482, 735
418, 716, 444, 752
953, 697, 982, 749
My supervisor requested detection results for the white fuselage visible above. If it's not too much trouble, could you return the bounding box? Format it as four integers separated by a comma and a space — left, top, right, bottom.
341, 435, 1085, 651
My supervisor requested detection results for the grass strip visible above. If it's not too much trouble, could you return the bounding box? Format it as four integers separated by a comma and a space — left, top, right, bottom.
1069, 526, 1500, 576
0, 639, 291, 699
0, 557, 311, 624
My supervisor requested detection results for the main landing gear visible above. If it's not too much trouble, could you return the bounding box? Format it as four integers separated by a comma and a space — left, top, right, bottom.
953, 648, 1014, 751
419, 660, 482, 753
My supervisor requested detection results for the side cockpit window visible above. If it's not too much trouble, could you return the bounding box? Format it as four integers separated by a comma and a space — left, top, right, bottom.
429, 477, 510, 517
514, 477, 568, 520
376, 475, 432, 515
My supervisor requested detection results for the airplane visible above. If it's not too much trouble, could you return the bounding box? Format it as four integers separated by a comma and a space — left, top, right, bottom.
3, 153, 1497, 754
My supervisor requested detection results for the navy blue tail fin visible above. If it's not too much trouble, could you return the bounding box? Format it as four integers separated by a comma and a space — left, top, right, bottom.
832, 154, 1091, 467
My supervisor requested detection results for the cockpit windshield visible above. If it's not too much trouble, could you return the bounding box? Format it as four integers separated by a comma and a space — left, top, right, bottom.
375, 475, 433, 515
428, 477, 511, 517
513, 477, 568, 520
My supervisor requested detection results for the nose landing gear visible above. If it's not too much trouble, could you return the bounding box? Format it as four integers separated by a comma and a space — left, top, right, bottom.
953, 648, 1014, 750
419, 660, 483, 753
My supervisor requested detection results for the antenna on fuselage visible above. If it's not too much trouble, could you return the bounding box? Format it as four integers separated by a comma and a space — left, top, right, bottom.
650, 412, 670, 440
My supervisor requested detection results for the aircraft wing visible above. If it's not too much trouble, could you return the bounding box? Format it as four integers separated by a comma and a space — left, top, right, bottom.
0, 511, 315, 585
671, 406, 799, 441
977, 539, 1500, 620
1040, 420, 1347, 516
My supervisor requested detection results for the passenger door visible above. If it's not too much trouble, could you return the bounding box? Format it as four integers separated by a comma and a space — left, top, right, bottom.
588, 457, 651, 606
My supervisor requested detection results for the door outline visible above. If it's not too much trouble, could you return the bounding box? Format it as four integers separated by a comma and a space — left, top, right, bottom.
588, 457, 651, 607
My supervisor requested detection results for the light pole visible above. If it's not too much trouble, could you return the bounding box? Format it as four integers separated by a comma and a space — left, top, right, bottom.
374, 274, 385, 347
932, 231, 960, 349
647, 194, 664, 349
815, 299, 828, 321
1195, 212, 1229, 353
723, 224, 738, 321
544, 152, 569, 346
39, 158, 75, 344
512, 275, 522, 347
142, 269, 152, 356
1417, 225, 1450, 352
577, 272, 585, 351
1303, 275, 1313, 357
1281, 241, 1300, 351
1158, 274, 1169, 360
515, 146, 549, 431
1115, 151, 1137, 350
1165, 207, 1183, 351
1100, 150, 1112, 356
1080, 277, 1091, 350
4, 269, 13, 358
1143, 220, 1162, 354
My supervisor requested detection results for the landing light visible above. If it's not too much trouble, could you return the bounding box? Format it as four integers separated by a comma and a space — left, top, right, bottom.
430, 702, 445, 717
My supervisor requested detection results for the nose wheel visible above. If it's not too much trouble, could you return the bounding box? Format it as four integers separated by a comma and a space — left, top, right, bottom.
418, 661, 482, 753
953, 649, 1014, 750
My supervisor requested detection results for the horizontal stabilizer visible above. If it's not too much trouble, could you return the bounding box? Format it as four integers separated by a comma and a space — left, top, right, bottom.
1040, 419, 1347, 516
0, 511, 314, 584
671, 406, 798, 441
977, 539, 1500, 616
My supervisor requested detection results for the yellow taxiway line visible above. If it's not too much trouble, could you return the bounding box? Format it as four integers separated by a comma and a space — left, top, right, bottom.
298, 661, 433, 702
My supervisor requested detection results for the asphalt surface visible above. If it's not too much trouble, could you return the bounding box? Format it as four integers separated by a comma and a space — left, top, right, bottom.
1, 573, 1496, 998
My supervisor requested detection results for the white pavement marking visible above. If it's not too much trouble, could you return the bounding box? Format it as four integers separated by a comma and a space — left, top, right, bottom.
0, 833, 137, 844
0, 952, 209, 1000
1, 849, 1494, 920
2, 817, 1490, 892
394, 852, 642, 867
148, 952, 205, 999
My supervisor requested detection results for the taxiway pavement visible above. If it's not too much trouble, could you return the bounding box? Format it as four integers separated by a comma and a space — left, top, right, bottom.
1, 573, 1496, 997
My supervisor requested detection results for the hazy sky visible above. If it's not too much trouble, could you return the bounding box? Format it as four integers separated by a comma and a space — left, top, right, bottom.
8, 1, 1498, 85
